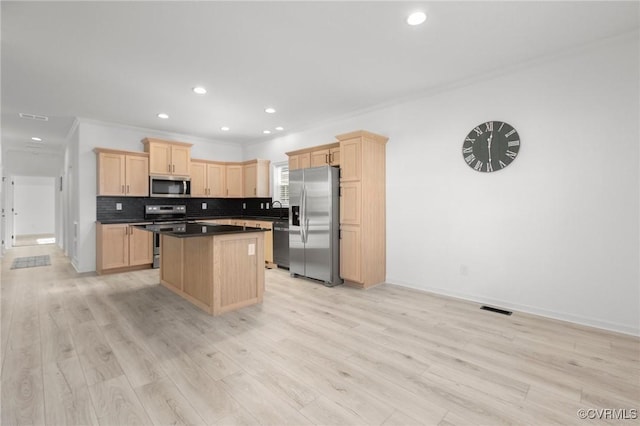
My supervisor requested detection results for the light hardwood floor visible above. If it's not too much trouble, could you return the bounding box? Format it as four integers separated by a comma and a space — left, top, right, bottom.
13, 234, 56, 247
1, 244, 638, 425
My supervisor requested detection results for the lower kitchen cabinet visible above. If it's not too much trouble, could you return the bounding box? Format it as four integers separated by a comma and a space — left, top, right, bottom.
201, 219, 274, 267
339, 224, 361, 283
96, 223, 153, 274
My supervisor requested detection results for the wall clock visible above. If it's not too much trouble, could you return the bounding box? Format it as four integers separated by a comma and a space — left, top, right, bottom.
462, 121, 520, 172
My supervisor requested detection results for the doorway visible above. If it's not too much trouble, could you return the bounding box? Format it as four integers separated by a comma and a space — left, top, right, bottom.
12, 176, 56, 247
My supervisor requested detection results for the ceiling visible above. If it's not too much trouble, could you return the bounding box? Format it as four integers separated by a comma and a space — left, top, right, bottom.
2, 1, 638, 159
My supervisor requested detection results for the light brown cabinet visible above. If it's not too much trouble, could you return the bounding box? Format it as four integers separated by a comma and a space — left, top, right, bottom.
310, 146, 340, 167
243, 159, 270, 197
191, 160, 227, 197
95, 149, 149, 196
336, 130, 388, 289
287, 143, 339, 170
225, 164, 244, 197
142, 138, 192, 177
201, 218, 274, 266
96, 223, 153, 274
159, 232, 264, 316
288, 153, 310, 171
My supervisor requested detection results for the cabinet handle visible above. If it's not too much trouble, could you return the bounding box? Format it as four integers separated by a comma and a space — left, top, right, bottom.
121, 185, 125, 194
254, 188, 256, 195
168, 164, 171, 172
172, 164, 175, 172
126, 185, 130, 193
325, 154, 329, 164
226, 189, 229, 195
330, 153, 334, 163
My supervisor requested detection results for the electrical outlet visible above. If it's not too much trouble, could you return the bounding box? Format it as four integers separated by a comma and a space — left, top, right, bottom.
116, 203, 122, 211
248, 243, 255, 255
202, 202, 207, 210
266, 203, 270, 209
243, 203, 246, 209
260, 203, 264, 209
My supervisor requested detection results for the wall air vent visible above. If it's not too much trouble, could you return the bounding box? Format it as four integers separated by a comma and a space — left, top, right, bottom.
480, 305, 513, 316
19, 112, 49, 121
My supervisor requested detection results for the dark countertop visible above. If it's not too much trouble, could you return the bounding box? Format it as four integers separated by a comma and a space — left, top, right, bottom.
96, 219, 152, 224
98, 215, 288, 225
135, 222, 268, 238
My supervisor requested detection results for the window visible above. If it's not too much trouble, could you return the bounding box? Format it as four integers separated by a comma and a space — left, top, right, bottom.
272, 161, 289, 206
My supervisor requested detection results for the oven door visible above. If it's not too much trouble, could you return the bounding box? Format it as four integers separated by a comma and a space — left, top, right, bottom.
150, 177, 191, 197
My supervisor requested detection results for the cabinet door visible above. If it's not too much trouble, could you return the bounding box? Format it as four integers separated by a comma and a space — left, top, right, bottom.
329, 147, 340, 166
129, 226, 153, 266
190, 162, 208, 196
310, 149, 329, 167
243, 163, 257, 197
288, 155, 299, 171
100, 224, 129, 269
340, 182, 361, 225
340, 225, 361, 283
226, 165, 243, 197
207, 163, 226, 197
149, 143, 172, 175
125, 155, 149, 196
98, 153, 125, 195
299, 153, 311, 169
339, 139, 361, 181
171, 145, 191, 176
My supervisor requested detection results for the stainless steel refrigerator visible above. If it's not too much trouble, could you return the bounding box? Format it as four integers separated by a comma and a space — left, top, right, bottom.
289, 166, 342, 286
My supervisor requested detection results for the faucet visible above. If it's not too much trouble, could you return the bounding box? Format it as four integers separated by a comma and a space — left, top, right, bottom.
272, 200, 283, 219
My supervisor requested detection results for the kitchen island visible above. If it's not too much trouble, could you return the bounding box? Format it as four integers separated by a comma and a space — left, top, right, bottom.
139, 223, 266, 316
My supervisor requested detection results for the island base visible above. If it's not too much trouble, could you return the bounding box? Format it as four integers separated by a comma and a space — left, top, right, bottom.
159, 232, 265, 316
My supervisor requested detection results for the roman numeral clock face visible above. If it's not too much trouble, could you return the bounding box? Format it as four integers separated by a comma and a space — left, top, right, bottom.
462, 121, 520, 172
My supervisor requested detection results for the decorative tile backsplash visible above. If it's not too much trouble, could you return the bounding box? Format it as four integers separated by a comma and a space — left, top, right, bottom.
96, 196, 288, 222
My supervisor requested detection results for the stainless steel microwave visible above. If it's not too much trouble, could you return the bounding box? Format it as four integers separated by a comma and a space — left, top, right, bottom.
150, 176, 191, 198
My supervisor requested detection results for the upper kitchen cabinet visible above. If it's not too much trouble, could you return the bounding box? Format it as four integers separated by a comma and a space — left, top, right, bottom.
310, 145, 340, 167
288, 153, 310, 171
287, 142, 339, 170
95, 148, 149, 196
191, 160, 226, 197
243, 159, 270, 197
225, 164, 244, 198
335, 130, 388, 289
142, 138, 192, 177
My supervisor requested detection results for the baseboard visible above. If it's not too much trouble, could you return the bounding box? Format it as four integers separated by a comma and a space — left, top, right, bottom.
386, 276, 640, 337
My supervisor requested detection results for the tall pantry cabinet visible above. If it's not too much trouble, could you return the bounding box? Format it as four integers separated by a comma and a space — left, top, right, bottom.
336, 130, 388, 289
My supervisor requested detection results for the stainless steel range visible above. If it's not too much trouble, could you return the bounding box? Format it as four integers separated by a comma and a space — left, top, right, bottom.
145, 205, 187, 268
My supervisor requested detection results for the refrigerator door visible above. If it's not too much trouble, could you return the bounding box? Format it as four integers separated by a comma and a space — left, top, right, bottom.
302, 166, 333, 282
289, 169, 305, 276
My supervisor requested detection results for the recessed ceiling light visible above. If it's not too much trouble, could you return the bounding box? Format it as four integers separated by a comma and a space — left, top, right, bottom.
157, 113, 169, 119
193, 86, 207, 95
264, 107, 276, 114
407, 11, 427, 26
221, 126, 230, 131
263, 130, 271, 134
275, 126, 284, 131
31, 137, 42, 142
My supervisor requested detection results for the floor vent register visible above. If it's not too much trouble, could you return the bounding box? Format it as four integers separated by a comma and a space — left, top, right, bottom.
480, 305, 513, 316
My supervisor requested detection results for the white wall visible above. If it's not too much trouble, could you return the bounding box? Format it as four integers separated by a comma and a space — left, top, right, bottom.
71, 120, 243, 273
3, 150, 64, 177
13, 176, 56, 235
244, 34, 640, 335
